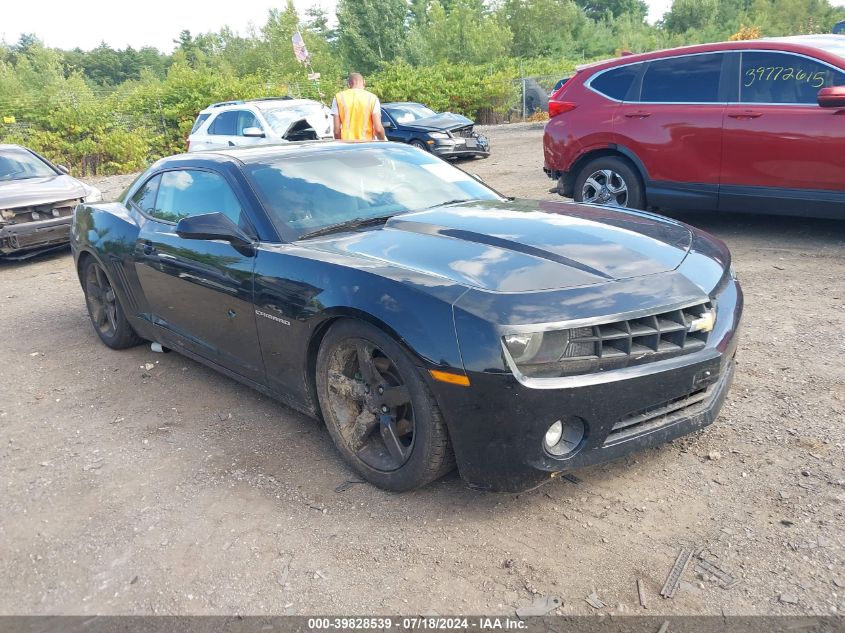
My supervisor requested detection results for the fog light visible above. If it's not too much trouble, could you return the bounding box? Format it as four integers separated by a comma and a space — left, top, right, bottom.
546, 420, 563, 449
544, 421, 563, 448
543, 417, 586, 457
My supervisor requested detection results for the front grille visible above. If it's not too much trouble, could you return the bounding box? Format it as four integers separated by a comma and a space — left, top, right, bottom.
453, 126, 474, 138
604, 382, 717, 446
549, 302, 713, 377
0, 200, 78, 225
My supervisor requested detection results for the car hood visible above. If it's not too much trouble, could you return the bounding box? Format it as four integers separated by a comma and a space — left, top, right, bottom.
303, 199, 694, 293
302, 108, 333, 138
0, 174, 87, 209
398, 112, 474, 132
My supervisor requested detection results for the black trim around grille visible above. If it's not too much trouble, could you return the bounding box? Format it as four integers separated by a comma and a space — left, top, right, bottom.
521, 302, 713, 378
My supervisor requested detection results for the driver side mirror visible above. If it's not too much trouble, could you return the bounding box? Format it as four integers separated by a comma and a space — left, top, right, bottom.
382, 120, 393, 129
818, 86, 845, 108
242, 126, 266, 138
175, 212, 254, 252
57, 164, 70, 174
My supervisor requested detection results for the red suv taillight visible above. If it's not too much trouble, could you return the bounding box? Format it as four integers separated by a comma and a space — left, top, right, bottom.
549, 101, 577, 118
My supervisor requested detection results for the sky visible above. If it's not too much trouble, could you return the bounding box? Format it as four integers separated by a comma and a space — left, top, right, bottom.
2, 0, 844, 53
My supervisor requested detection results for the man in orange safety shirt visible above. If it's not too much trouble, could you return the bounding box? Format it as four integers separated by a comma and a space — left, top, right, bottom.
331, 73, 386, 141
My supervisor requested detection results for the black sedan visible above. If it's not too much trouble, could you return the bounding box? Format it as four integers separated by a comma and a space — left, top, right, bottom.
1, 144, 102, 258
71, 142, 742, 492
381, 102, 489, 159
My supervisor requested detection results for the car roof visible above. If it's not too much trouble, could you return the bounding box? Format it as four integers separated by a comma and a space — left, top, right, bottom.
0, 144, 28, 152
382, 102, 426, 108
765, 34, 845, 58
576, 34, 845, 74
153, 140, 394, 168
199, 98, 326, 114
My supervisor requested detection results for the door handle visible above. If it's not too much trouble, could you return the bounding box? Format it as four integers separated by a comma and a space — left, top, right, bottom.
624, 111, 652, 118
142, 240, 156, 256
728, 111, 763, 119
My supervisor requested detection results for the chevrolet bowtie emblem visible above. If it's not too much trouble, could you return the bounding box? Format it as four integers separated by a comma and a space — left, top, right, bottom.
688, 309, 716, 334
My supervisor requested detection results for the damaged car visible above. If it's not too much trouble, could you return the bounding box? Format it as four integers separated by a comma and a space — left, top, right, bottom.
187, 97, 333, 152
71, 142, 742, 493
381, 102, 490, 159
1, 144, 101, 258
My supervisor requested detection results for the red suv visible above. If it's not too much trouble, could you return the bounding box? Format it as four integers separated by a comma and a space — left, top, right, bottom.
544, 35, 845, 219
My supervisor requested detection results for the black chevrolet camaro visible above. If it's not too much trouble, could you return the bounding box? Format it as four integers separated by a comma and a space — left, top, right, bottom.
71, 142, 742, 492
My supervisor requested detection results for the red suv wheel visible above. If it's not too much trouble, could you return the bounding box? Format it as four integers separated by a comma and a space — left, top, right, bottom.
573, 156, 644, 209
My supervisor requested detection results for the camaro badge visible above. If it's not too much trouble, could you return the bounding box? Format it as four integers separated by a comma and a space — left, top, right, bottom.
688, 309, 715, 334
255, 309, 291, 326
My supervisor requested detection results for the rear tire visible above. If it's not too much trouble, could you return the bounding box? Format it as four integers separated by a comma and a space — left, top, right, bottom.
82, 258, 143, 349
573, 156, 644, 210
316, 320, 454, 491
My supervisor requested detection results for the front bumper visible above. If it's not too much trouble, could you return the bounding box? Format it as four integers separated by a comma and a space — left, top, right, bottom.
430, 135, 490, 159
432, 280, 742, 492
0, 216, 72, 256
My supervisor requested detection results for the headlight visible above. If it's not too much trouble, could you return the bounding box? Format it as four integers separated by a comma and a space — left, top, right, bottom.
84, 186, 103, 203
429, 132, 450, 139
503, 330, 570, 366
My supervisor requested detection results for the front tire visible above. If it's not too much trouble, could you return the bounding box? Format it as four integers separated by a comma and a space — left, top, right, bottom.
316, 320, 454, 491
573, 156, 644, 209
82, 258, 143, 349
410, 139, 428, 152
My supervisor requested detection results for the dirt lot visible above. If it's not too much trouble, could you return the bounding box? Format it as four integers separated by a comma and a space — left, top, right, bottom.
1, 123, 843, 616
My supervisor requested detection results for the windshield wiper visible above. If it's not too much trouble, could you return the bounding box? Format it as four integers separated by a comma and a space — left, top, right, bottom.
422, 198, 473, 211
297, 214, 396, 240
0, 170, 25, 182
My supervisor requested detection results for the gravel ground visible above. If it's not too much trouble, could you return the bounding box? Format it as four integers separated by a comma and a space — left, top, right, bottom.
1, 123, 843, 616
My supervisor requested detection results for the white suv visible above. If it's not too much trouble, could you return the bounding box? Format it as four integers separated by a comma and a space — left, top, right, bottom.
187, 97, 333, 152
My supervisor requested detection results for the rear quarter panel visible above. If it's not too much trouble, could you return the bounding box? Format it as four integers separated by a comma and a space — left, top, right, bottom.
543, 78, 617, 172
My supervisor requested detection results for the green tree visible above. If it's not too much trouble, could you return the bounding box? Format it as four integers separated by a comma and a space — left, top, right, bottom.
407, 0, 512, 64
576, 0, 648, 20
336, 0, 410, 73
501, 0, 587, 58
747, 0, 845, 35
662, 0, 719, 34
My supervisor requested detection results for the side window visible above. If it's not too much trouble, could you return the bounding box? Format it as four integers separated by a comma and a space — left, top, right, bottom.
590, 64, 641, 101
208, 111, 239, 136
237, 111, 261, 134
150, 170, 243, 226
641, 53, 723, 103
130, 174, 161, 215
191, 113, 211, 134
739, 51, 845, 104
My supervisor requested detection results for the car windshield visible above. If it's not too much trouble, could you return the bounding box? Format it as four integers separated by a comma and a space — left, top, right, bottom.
0, 147, 57, 181
264, 104, 326, 135
384, 104, 437, 124
244, 143, 503, 241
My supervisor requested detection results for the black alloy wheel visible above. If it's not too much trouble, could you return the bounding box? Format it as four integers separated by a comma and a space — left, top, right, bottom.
316, 320, 454, 490
82, 259, 143, 349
